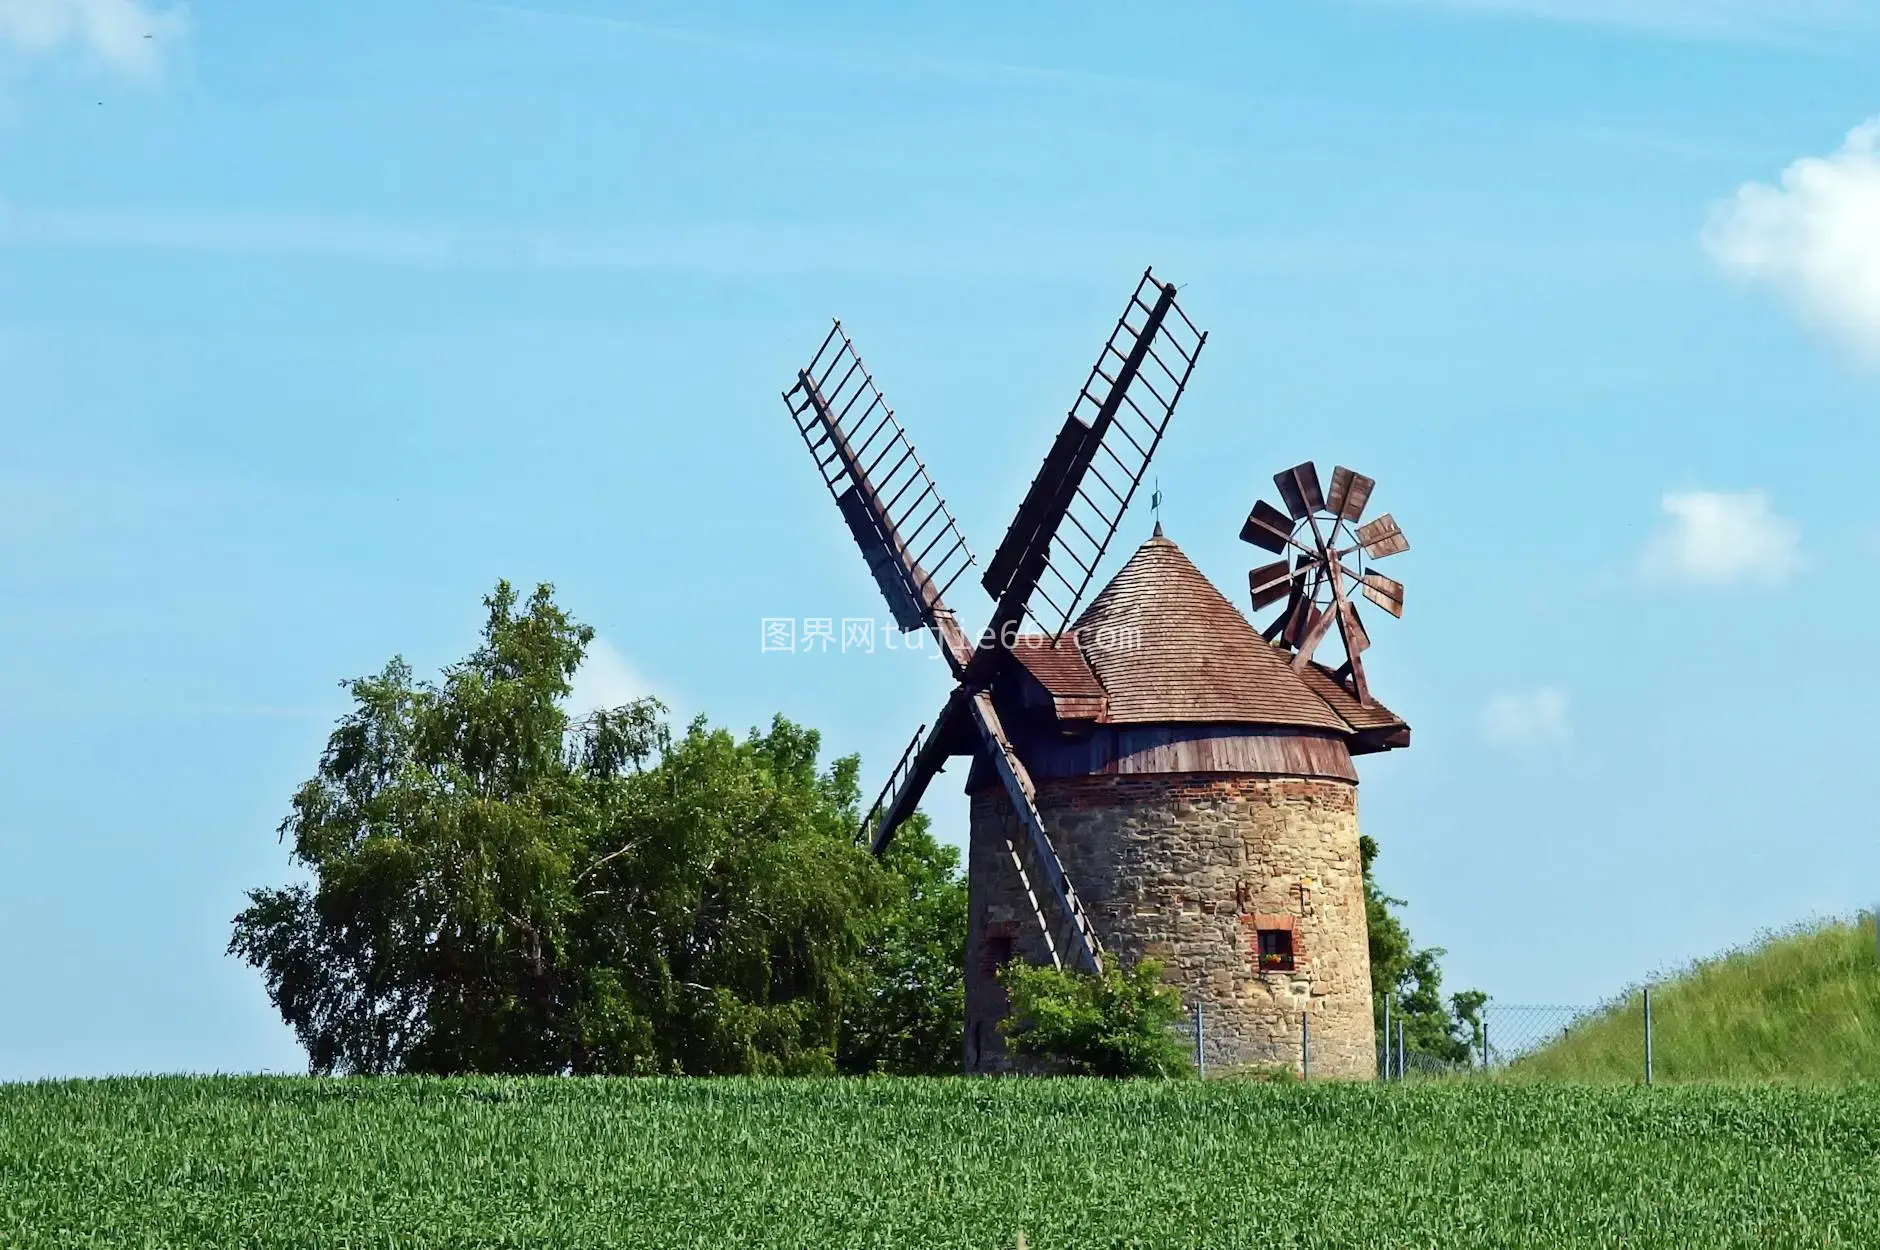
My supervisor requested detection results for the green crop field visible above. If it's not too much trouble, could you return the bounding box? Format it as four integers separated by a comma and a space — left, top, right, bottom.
4, 1076, 1878, 1248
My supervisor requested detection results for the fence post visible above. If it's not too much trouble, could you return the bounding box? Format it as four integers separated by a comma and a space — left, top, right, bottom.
1382, 994, 1392, 1081
1481, 1014, 1490, 1070
1301, 1011, 1310, 1079
1643, 987, 1654, 1086
1195, 1001, 1205, 1079
1396, 1019, 1405, 1081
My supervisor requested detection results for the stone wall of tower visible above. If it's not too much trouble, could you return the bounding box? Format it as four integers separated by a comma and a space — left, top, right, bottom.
964, 773, 1376, 1080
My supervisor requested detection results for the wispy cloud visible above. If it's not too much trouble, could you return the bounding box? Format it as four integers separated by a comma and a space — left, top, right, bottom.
1704, 118, 1880, 366
0, 0, 186, 77
479, 2, 1162, 96
0, 204, 976, 273
1637, 489, 1802, 589
0, 203, 536, 267
1361, 0, 1879, 45
0, 702, 331, 724
0, 200, 1678, 280
1480, 686, 1572, 753
0, 457, 246, 543
565, 636, 656, 717
0, 202, 829, 272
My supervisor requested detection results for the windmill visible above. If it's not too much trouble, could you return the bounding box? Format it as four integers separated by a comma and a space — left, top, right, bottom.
782, 269, 1207, 977
1240, 463, 1408, 708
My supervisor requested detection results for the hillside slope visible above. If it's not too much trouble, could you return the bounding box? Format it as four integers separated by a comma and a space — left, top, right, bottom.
1513, 916, 1880, 1082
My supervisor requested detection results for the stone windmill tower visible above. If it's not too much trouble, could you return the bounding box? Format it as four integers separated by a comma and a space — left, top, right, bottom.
781, 271, 1410, 1079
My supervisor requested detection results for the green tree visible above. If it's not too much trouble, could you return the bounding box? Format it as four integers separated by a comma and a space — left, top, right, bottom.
229, 581, 896, 1076
1362, 835, 1483, 1066
997, 958, 1192, 1078
837, 813, 969, 1075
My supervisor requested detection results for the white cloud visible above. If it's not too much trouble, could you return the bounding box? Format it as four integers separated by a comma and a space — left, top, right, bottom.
564, 636, 654, 717
1479, 687, 1572, 753
1362, 0, 1878, 44
1637, 490, 1802, 589
1704, 119, 1880, 364
0, 0, 185, 78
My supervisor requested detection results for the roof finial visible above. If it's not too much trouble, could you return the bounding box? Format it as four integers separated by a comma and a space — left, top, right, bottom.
1151, 478, 1163, 538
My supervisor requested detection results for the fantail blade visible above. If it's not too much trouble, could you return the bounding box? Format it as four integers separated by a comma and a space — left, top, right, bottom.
1357, 513, 1408, 559
1331, 467, 1374, 521
1239, 499, 1293, 553
1273, 462, 1324, 519
1362, 572, 1404, 617
1338, 599, 1371, 655
1324, 466, 1353, 519
1249, 560, 1298, 610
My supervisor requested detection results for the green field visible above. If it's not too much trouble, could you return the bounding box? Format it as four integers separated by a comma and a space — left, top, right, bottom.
1512, 917, 1880, 1082
5, 1076, 1879, 1248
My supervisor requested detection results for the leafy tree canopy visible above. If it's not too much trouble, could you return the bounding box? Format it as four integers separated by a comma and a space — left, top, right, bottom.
230, 581, 965, 1076
837, 813, 968, 1076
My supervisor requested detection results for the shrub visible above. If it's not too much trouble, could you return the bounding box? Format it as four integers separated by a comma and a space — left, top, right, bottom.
997, 958, 1192, 1078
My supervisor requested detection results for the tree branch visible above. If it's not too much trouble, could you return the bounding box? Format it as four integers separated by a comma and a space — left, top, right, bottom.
574, 838, 642, 884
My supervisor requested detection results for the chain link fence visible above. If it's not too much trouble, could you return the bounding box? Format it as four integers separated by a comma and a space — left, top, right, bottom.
1163, 999, 1622, 1080
1165, 1003, 1310, 1079
1480, 1003, 1602, 1070
1373, 1000, 1641, 1080
1164, 1001, 1615, 1080
1165, 907, 1880, 1083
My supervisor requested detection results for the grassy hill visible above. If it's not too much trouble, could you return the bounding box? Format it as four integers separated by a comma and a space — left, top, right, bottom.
1510, 915, 1880, 1082
4, 1077, 1880, 1247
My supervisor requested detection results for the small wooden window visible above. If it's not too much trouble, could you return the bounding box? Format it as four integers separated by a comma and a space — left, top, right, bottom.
1257, 928, 1295, 972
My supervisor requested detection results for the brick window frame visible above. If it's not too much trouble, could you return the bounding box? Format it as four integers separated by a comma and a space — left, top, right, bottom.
1245, 912, 1300, 974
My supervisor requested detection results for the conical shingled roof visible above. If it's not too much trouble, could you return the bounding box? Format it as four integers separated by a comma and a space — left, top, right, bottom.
1067, 533, 1356, 731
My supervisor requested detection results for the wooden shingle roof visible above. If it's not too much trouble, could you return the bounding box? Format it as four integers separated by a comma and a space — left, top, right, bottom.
1298, 660, 1405, 733
1009, 636, 1108, 721
1006, 531, 1408, 737
1010, 636, 1106, 699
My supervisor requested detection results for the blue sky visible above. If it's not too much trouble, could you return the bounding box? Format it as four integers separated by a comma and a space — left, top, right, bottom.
2, 0, 1878, 1079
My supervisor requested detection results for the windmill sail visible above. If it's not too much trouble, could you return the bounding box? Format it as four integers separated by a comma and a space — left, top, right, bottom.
785, 322, 977, 669
982, 269, 1207, 641
861, 701, 964, 854
836, 485, 926, 632
968, 692, 1104, 975
784, 268, 1207, 881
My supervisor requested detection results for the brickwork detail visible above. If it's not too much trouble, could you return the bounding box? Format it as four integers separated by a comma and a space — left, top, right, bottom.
964, 773, 1376, 1079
